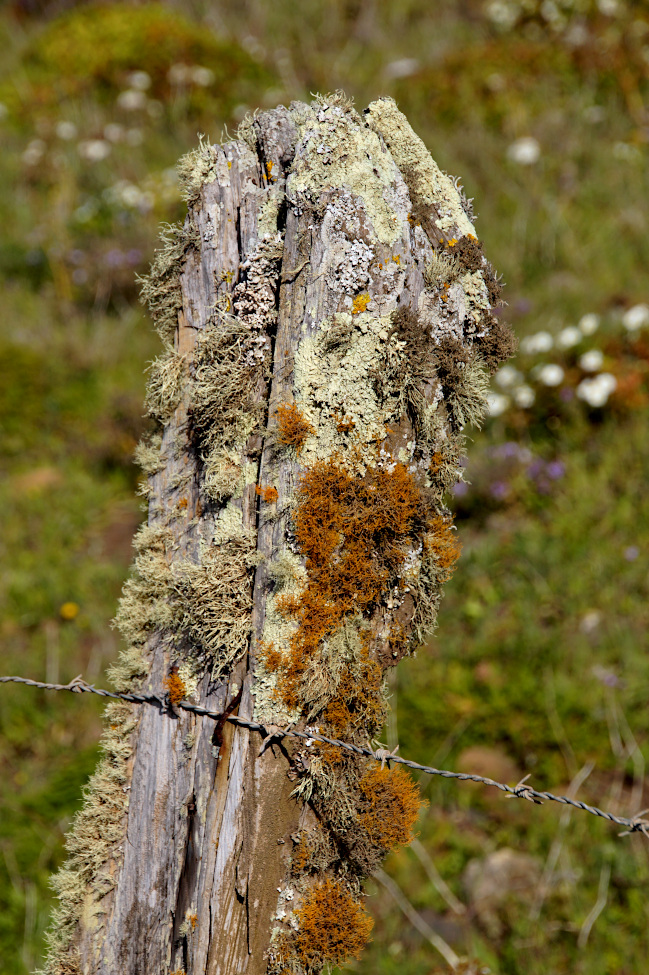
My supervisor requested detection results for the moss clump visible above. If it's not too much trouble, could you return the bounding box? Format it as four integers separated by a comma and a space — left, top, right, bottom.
275, 402, 316, 454
358, 765, 426, 852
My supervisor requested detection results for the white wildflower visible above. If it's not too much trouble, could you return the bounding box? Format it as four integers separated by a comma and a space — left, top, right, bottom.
22, 139, 46, 165
520, 331, 553, 354
117, 89, 147, 111
536, 364, 564, 386
486, 0, 518, 28
487, 392, 510, 416
578, 349, 604, 372
513, 384, 535, 408
104, 123, 125, 143
622, 303, 649, 332
126, 71, 151, 91
384, 58, 420, 79
168, 63, 190, 85
556, 326, 581, 349
507, 137, 540, 165
78, 139, 111, 162
191, 66, 215, 86
578, 313, 600, 335
56, 120, 77, 140
494, 365, 522, 389
576, 373, 617, 407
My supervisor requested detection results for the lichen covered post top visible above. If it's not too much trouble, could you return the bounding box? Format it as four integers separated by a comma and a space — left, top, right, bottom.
43, 93, 515, 975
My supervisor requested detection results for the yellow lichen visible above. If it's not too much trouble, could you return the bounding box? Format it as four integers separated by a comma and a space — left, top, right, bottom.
351, 292, 371, 315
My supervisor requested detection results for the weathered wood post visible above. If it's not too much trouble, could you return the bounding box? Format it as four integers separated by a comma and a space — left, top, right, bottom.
43, 94, 514, 975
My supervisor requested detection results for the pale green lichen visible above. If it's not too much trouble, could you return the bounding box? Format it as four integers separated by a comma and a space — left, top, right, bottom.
293, 312, 401, 461
111, 525, 174, 650
457, 269, 491, 323
235, 109, 260, 152
139, 221, 199, 343
176, 134, 218, 204
133, 432, 163, 476
254, 550, 306, 727
364, 96, 476, 239
40, 699, 140, 975
144, 346, 187, 421
203, 449, 244, 504
300, 617, 367, 721
258, 184, 283, 239
287, 99, 408, 246
171, 537, 256, 679
424, 249, 462, 289
446, 354, 490, 430
190, 313, 268, 456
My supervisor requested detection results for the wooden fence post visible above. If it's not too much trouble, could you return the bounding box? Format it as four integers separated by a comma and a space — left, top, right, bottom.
43, 94, 515, 975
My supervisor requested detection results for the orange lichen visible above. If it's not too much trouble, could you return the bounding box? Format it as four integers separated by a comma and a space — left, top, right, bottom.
429, 451, 445, 474
188, 913, 198, 931
256, 484, 279, 503
259, 640, 286, 673
425, 514, 462, 582
275, 402, 315, 453
163, 670, 186, 705
268, 457, 421, 709
351, 292, 371, 315
358, 764, 426, 851
334, 411, 356, 434
292, 878, 373, 967
322, 655, 386, 740
178, 497, 188, 510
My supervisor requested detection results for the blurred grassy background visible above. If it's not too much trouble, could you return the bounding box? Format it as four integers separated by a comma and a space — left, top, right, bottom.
0, 1, 648, 973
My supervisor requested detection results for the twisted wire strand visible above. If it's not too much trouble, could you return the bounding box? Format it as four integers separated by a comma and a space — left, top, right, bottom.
2, 673, 647, 837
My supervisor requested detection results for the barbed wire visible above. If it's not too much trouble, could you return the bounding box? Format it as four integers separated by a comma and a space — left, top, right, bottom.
2, 673, 648, 838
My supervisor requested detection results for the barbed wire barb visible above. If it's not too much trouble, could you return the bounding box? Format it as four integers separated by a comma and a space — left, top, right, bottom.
2, 673, 646, 837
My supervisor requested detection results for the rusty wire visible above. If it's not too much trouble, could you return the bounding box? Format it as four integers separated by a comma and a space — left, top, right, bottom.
2, 673, 648, 838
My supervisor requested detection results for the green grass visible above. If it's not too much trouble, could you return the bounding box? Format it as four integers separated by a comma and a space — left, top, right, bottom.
0, 1, 647, 972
